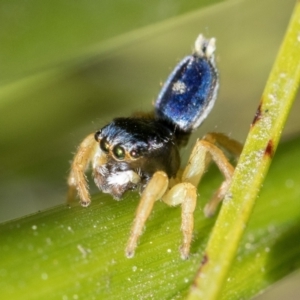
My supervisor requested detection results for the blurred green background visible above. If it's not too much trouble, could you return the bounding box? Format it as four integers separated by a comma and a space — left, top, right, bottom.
1, 0, 298, 223
0, 0, 300, 298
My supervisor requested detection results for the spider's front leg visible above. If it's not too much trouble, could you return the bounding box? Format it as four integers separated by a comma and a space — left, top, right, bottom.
67, 133, 99, 206
126, 171, 169, 258
182, 133, 242, 217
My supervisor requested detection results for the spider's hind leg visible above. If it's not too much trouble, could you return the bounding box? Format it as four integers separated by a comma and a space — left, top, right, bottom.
203, 132, 243, 158
182, 133, 242, 217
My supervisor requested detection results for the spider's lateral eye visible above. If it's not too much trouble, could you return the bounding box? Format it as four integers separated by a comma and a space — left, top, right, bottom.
130, 149, 141, 159
113, 145, 125, 160
100, 138, 109, 153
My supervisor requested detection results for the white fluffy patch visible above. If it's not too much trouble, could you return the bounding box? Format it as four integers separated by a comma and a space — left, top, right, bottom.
107, 170, 140, 186
194, 34, 216, 59
172, 80, 187, 94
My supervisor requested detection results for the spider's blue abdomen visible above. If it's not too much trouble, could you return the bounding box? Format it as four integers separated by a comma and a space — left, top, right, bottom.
155, 37, 218, 132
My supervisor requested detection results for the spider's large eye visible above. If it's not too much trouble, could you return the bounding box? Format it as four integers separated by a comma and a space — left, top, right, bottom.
113, 145, 125, 160
100, 138, 109, 153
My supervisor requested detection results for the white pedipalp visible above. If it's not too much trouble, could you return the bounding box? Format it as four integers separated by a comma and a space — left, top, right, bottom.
92, 147, 106, 170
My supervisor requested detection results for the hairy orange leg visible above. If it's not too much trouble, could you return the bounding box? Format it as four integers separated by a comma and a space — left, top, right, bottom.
162, 183, 197, 259
182, 134, 242, 217
126, 171, 169, 258
67, 133, 99, 206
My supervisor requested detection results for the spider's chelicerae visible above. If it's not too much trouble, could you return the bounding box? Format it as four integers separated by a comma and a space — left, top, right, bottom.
67, 35, 242, 259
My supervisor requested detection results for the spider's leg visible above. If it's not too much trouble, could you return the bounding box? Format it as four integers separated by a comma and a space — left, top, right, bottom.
126, 171, 169, 258
203, 132, 243, 158
67, 133, 98, 206
182, 139, 235, 217
162, 183, 197, 259
202, 133, 243, 215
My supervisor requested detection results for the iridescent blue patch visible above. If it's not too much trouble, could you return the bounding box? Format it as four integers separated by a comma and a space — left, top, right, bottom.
155, 53, 218, 132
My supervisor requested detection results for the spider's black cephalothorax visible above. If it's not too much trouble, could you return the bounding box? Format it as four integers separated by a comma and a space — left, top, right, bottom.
93, 117, 180, 198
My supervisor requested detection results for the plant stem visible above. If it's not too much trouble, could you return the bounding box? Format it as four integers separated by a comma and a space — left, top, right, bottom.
187, 2, 300, 299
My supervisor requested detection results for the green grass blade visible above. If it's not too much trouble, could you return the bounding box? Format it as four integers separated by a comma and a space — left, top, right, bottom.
187, 2, 300, 299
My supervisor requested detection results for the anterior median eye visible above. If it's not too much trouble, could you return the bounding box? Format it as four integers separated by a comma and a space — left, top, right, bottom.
113, 145, 125, 160
100, 138, 110, 153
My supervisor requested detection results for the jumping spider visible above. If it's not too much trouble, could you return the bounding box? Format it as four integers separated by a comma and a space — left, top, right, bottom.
67, 35, 242, 259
